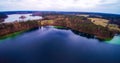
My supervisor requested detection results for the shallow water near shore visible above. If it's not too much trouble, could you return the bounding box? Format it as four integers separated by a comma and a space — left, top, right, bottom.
0, 26, 120, 63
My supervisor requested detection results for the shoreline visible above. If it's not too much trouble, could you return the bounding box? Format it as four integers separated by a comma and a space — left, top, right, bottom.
0, 15, 119, 40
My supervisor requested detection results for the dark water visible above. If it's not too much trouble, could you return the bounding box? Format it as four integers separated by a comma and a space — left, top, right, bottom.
0, 26, 120, 63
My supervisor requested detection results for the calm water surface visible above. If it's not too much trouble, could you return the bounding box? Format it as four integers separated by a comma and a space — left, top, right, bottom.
4, 14, 42, 23
0, 26, 120, 63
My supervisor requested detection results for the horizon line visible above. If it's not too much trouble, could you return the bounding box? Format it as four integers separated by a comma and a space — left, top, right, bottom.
0, 10, 120, 15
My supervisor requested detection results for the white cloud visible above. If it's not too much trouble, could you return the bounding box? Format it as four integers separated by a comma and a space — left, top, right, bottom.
100, 0, 118, 4
0, 0, 119, 14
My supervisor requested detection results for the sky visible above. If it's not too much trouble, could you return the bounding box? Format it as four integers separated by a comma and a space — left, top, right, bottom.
0, 0, 120, 14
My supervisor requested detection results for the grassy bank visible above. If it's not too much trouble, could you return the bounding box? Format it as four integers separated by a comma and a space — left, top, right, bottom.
0, 30, 25, 40
54, 26, 65, 29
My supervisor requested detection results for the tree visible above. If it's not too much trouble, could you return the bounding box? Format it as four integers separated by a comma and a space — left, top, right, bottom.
0, 13, 8, 23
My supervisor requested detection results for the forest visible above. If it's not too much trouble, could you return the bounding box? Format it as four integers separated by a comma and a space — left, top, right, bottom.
0, 12, 120, 39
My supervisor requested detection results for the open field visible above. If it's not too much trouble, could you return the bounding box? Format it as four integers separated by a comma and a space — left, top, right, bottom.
88, 18, 109, 27
88, 18, 120, 31
41, 20, 54, 25
108, 24, 120, 31
77, 14, 89, 17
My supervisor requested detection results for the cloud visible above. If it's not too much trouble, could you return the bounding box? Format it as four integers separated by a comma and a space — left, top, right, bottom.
0, 0, 119, 14
100, 0, 118, 4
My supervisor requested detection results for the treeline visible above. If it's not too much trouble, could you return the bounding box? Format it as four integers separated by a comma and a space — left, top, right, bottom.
0, 13, 8, 23
88, 14, 120, 27
0, 14, 119, 39
0, 20, 39, 36
43, 15, 117, 39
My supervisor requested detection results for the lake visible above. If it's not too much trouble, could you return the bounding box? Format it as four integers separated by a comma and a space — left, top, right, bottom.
0, 26, 120, 63
4, 14, 42, 23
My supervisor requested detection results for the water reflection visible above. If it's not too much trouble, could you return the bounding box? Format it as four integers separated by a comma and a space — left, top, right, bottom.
71, 30, 95, 39
57, 27, 120, 45
55, 27, 104, 41
0, 26, 120, 63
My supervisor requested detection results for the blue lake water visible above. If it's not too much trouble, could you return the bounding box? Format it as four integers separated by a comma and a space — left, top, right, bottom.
4, 14, 42, 23
0, 26, 120, 63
